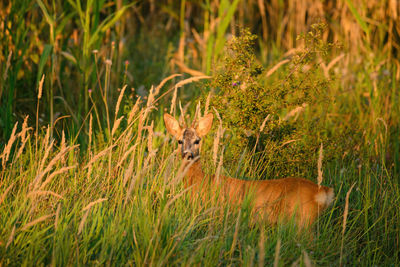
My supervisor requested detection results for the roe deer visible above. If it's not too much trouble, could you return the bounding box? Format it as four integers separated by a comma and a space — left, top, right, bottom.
164, 113, 334, 228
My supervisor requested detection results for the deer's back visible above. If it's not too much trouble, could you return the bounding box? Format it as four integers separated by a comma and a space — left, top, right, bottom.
221, 176, 333, 226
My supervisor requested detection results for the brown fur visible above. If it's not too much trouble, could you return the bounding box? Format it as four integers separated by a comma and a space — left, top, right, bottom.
164, 113, 334, 229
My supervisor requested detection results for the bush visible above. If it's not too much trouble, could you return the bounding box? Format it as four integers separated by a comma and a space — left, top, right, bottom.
208, 25, 353, 177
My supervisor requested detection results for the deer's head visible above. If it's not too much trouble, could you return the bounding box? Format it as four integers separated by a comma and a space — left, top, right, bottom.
164, 113, 213, 161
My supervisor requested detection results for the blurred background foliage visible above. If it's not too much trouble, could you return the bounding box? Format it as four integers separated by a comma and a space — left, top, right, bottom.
0, 0, 399, 175
1, 1, 400, 265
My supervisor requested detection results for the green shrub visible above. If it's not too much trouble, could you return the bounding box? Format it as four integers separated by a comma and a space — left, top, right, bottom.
208, 25, 356, 177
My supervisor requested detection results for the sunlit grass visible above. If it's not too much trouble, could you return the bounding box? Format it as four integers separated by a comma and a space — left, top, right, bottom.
0, 0, 399, 265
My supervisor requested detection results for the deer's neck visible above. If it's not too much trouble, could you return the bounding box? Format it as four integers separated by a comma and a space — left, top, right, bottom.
183, 159, 208, 188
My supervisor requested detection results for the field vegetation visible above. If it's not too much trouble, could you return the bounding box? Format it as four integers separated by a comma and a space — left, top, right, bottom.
0, 0, 399, 265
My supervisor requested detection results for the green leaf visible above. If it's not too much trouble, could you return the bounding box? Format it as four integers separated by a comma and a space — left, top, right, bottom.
214, 0, 241, 58
61, 51, 78, 65
36, 44, 53, 86
36, 0, 55, 26
344, 0, 370, 37
87, 3, 136, 49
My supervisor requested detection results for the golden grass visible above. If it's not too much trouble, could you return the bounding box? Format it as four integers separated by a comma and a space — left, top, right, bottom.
317, 143, 324, 188
258, 227, 265, 267
273, 238, 281, 267
1, 121, 18, 166
0, 183, 14, 206
114, 85, 127, 119
27, 190, 64, 200
21, 214, 54, 231
266, 59, 290, 77
212, 108, 224, 167
16, 116, 32, 160
340, 182, 356, 265
111, 116, 124, 137
6, 225, 16, 248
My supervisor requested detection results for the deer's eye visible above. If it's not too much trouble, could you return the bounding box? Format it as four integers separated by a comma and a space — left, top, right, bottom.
194, 139, 200, 145
178, 140, 183, 145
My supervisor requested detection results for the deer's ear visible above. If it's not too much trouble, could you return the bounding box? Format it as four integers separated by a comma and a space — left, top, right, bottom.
164, 113, 182, 139
196, 113, 213, 137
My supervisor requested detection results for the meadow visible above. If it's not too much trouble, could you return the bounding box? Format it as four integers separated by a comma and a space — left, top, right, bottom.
0, 0, 399, 266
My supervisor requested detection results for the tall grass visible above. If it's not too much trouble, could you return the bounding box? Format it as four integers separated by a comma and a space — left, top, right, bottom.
1, 74, 399, 265
1, 0, 399, 143
0, 0, 399, 265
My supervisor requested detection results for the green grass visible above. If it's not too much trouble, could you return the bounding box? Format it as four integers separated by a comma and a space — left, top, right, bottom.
0, 82, 399, 265
1, 1, 400, 266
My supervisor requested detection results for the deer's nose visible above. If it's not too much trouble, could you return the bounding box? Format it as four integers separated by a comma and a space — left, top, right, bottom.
182, 150, 194, 160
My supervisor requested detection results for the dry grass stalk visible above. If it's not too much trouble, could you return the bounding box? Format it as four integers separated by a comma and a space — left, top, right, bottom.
83, 144, 117, 169
116, 143, 138, 172
6, 225, 16, 248
258, 228, 265, 267
142, 149, 157, 172
321, 53, 345, 78
54, 203, 61, 231
1, 121, 18, 165
20, 115, 30, 137
174, 75, 211, 89
177, 32, 185, 63
342, 182, 356, 235
27, 190, 64, 200
172, 156, 198, 186
142, 86, 156, 126
229, 209, 241, 257
280, 139, 300, 148
35, 75, 45, 152
111, 116, 124, 137
194, 101, 201, 124
38, 138, 54, 171
128, 96, 141, 125
317, 143, 324, 188
170, 86, 178, 115
136, 110, 145, 143
125, 170, 139, 202
39, 165, 77, 190
82, 198, 108, 212
60, 130, 66, 150
115, 85, 127, 119
273, 238, 281, 267
259, 114, 271, 132
78, 209, 89, 235
125, 155, 155, 203
215, 146, 225, 184
123, 149, 137, 186
60, 130, 67, 165
340, 182, 356, 265
303, 250, 313, 267
257, 0, 268, 40
3, 50, 12, 81
173, 59, 207, 76
21, 214, 53, 231
283, 103, 307, 121
146, 85, 155, 109
0, 183, 14, 206
155, 74, 182, 96
32, 145, 78, 190
266, 59, 290, 77
161, 76, 210, 115
204, 92, 211, 115
212, 108, 224, 167
88, 113, 93, 147
147, 121, 154, 154
178, 101, 187, 127
37, 74, 45, 99
44, 125, 51, 147
16, 116, 32, 160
